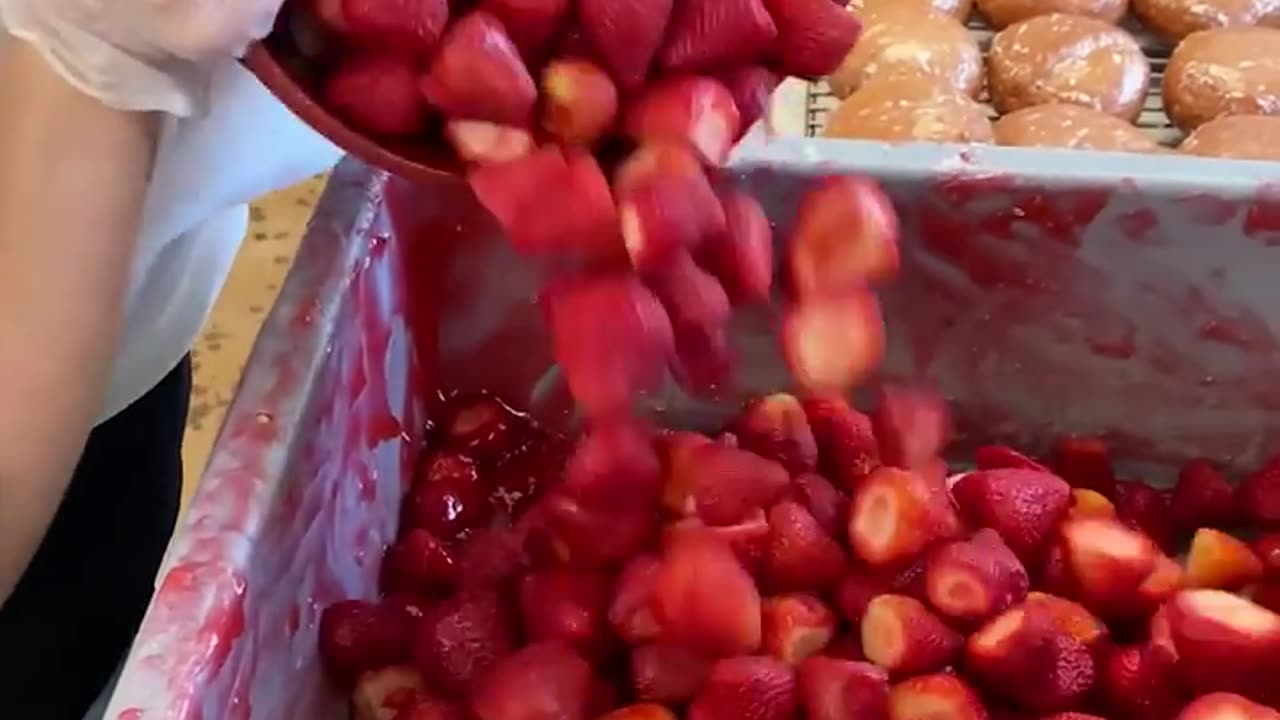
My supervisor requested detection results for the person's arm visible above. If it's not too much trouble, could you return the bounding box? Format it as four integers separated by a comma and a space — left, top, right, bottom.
0, 37, 159, 603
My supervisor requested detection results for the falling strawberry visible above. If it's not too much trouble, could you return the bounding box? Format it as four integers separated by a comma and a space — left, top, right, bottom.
625, 76, 742, 165
788, 176, 900, 298
802, 395, 880, 492
480, 0, 569, 58
764, 0, 861, 77
688, 656, 799, 720
419, 11, 537, 125
705, 190, 775, 304
763, 499, 848, 592
731, 392, 819, 474
577, 0, 673, 89
659, 0, 777, 73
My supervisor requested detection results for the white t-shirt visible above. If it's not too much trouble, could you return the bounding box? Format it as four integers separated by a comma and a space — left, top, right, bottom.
0, 25, 343, 423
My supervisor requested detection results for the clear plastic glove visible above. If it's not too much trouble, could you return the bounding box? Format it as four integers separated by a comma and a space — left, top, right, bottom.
0, 0, 284, 116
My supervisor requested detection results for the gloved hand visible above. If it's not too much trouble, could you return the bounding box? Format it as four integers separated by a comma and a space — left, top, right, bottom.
0, 0, 285, 116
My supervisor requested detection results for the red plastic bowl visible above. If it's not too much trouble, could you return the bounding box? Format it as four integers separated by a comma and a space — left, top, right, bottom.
242, 6, 462, 183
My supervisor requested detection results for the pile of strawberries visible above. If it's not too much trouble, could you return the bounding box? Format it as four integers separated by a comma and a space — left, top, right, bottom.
319, 388, 1280, 720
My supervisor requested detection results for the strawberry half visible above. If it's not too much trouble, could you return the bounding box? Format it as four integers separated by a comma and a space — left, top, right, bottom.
688, 656, 799, 720
666, 441, 791, 525
705, 190, 775, 304
419, 11, 537, 125
1099, 642, 1185, 720
630, 643, 714, 703
562, 419, 662, 509
965, 605, 1096, 713
1113, 481, 1176, 555
763, 499, 848, 592
340, 0, 449, 56
1186, 528, 1264, 590
654, 532, 763, 655
803, 395, 881, 492
470, 641, 594, 720
320, 599, 415, 685
624, 76, 742, 166
541, 58, 619, 145
732, 393, 819, 474
1165, 590, 1280, 707
411, 588, 517, 694
782, 291, 885, 394
480, 0, 569, 58
1058, 517, 1159, 619
871, 385, 950, 473
888, 673, 988, 720
353, 666, 426, 720
718, 65, 780, 132
796, 657, 890, 720
1175, 693, 1280, 720
790, 472, 846, 537
762, 593, 838, 664
950, 468, 1071, 566
608, 554, 664, 644
788, 176, 900, 298
861, 594, 963, 676
518, 568, 612, 660
848, 466, 960, 568
924, 528, 1030, 626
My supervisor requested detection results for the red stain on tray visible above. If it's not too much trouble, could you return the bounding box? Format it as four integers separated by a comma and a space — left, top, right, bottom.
1244, 184, 1280, 243
1182, 193, 1238, 226
1115, 207, 1159, 244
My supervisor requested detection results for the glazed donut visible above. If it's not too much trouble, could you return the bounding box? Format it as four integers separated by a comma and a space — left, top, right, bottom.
993, 103, 1162, 150
823, 75, 995, 142
1133, 0, 1280, 41
1162, 27, 1280, 130
829, 3, 983, 99
850, 0, 973, 21
1179, 114, 1280, 159
977, 0, 1128, 28
988, 13, 1150, 120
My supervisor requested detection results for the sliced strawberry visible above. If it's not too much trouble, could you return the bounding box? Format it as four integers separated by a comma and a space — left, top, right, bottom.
790, 472, 846, 537
445, 121, 534, 165
688, 656, 798, 720
518, 568, 612, 660
541, 58, 619, 145
659, 0, 777, 73
973, 444, 1050, 472
467, 146, 569, 233
613, 142, 706, 195
1175, 693, 1280, 720
453, 524, 528, 587
965, 605, 1096, 713
353, 666, 427, 720
644, 252, 733, 368
624, 76, 742, 165
470, 641, 594, 720
480, 0, 569, 58
951, 468, 1071, 566
924, 528, 1030, 626
1050, 437, 1117, 499
764, 0, 861, 77
1113, 481, 1177, 555
325, 53, 431, 137
663, 509, 773, 574
782, 291, 885, 394
1186, 528, 1264, 590
577, 0, 672, 89
630, 643, 714, 703
412, 588, 516, 694
732, 392, 819, 474
849, 467, 960, 568
718, 65, 780, 132
1171, 458, 1237, 531
1254, 533, 1280, 579
539, 492, 658, 568
597, 704, 678, 720
1068, 488, 1116, 521
762, 593, 838, 664
871, 386, 950, 473
764, 499, 848, 592
705, 190, 775, 304
861, 594, 963, 676
381, 528, 458, 596
796, 657, 890, 720
788, 176, 900, 298
562, 419, 662, 509
888, 673, 987, 720
1166, 590, 1280, 707
419, 11, 537, 125
608, 554, 663, 644
666, 442, 791, 525
1058, 517, 1158, 619
320, 600, 415, 685
620, 173, 727, 275
654, 532, 762, 655
507, 149, 622, 259
1099, 642, 1185, 720
1237, 456, 1280, 529
1023, 592, 1109, 655
803, 395, 881, 492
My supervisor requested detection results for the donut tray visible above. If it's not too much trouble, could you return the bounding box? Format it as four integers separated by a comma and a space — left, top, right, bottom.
785, 14, 1183, 145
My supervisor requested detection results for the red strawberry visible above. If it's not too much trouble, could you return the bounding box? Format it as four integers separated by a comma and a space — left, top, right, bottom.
480, 0, 569, 58
470, 641, 594, 720
666, 441, 791, 525
419, 11, 537, 125
1175, 693, 1280, 720
664, 510, 772, 574
732, 393, 819, 474
319, 600, 415, 685
1068, 488, 1116, 521
411, 588, 517, 694
644, 252, 733, 365
1099, 642, 1185, 720
1250, 581, 1280, 612
670, 322, 736, 397
762, 593, 838, 664
871, 385, 950, 473
965, 605, 1096, 713
324, 54, 431, 137
1050, 437, 1117, 498
973, 444, 1049, 472
802, 395, 880, 492
541, 58, 619, 145
519, 569, 612, 660
538, 492, 657, 568
620, 173, 727, 276
438, 393, 531, 463
577, 0, 673, 89
925, 528, 1030, 626
888, 673, 987, 720
468, 146, 569, 232
706, 190, 775, 304
1023, 592, 1109, 655
861, 594, 963, 676
598, 705, 678, 720
453, 524, 528, 587
404, 473, 492, 540
394, 697, 467, 720
1058, 517, 1158, 619
848, 466, 961, 568
630, 643, 714, 702
788, 176, 900, 298
445, 120, 534, 165
763, 0, 861, 77
613, 142, 706, 195
382, 528, 458, 596
608, 554, 663, 643
1113, 481, 1176, 554
654, 532, 762, 655
790, 472, 845, 537
1254, 533, 1280, 579
543, 272, 674, 419
951, 468, 1072, 566
688, 656, 798, 720
1170, 458, 1237, 531
824, 631, 868, 661
797, 657, 888, 720
659, 0, 777, 73
562, 419, 662, 509
1238, 456, 1280, 529
340, 0, 449, 55
718, 65, 779, 132
764, 499, 847, 592
782, 291, 885, 394
353, 666, 427, 720
835, 568, 891, 623
1186, 528, 1264, 590
625, 76, 742, 165
526, 148, 623, 260
1165, 589, 1280, 707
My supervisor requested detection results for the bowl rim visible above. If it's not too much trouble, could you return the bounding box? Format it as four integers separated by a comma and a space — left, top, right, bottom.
243, 42, 457, 183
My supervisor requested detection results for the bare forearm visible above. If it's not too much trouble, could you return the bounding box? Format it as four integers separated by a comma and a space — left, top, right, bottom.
0, 38, 158, 602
